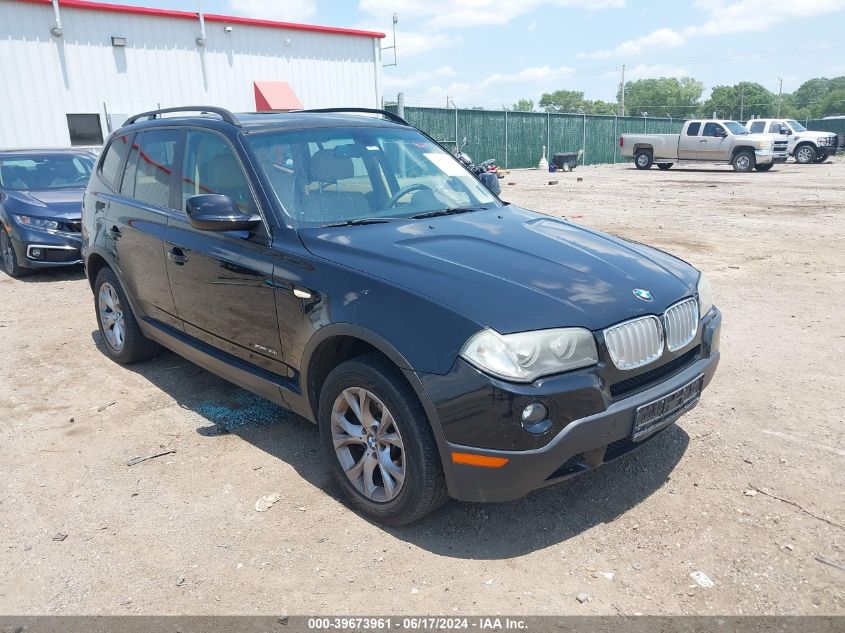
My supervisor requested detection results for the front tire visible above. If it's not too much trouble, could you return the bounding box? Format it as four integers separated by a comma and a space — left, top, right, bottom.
0, 230, 32, 278
318, 353, 448, 525
94, 267, 159, 364
813, 153, 829, 164
754, 163, 774, 172
634, 150, 653, 170
732, 150, 755, 172
657, 163, 673, 170
794, 144, 816, 164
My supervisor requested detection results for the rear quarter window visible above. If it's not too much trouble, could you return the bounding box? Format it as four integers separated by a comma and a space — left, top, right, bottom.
99, 135, 131, 190
686, 122, 701, 136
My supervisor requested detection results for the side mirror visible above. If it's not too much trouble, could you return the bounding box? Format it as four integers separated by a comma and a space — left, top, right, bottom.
716, 129, 728, 138
185, 194, 260, 232
780, 127, 790, 135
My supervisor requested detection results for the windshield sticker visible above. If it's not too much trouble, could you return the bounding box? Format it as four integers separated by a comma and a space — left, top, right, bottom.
424, 152, 466, 177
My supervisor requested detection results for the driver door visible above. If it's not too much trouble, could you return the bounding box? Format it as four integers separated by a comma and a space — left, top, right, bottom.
698, 122, 728, 161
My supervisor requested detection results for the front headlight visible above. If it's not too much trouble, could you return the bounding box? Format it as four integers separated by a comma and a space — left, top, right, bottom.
460, 327, 598, 383
697, 272, 714, 319
755, 140, 773, 150
13, 214, 60, 230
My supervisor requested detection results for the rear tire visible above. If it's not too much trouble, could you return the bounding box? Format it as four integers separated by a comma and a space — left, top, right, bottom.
794, 144, 816, 164
318, 353, 448, 526
754, 163, 774, 172
94, 267, 159, 364
634, 150, 653, 170
657, 163, 673, 170
732, 150, 755, 172
0, 230, 32, 278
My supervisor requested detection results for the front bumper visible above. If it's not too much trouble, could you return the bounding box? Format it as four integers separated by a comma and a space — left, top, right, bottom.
7, 223, 83, 269
424, 309, 721, 502
754, 149, 782, 164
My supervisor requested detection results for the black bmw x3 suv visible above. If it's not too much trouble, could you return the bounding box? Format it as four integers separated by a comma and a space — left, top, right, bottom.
82, 106, 721, 525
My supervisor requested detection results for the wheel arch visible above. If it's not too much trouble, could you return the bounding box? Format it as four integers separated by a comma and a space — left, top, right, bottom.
731, 145, 755, 158
633, 144, 654, 154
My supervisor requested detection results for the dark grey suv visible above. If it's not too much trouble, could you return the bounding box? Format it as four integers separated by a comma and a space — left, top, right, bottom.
82, 107, 721, 525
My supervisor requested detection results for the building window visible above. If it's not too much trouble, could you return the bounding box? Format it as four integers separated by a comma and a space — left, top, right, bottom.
66, 114, 104, 146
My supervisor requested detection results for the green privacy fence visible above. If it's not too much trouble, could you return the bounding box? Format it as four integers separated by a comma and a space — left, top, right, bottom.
386, 106, 684, 169
804, 118, 845, 147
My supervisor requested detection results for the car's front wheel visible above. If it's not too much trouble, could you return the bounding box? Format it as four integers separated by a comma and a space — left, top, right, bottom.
0, 230, 31, 278
318, 354, 448, 525
813, 153, 829, 164
657, 163, 673, 170
794, 144, 816, 164
94, 267, 159, 364
754, 163, 774, 172
732, 150, 755, 172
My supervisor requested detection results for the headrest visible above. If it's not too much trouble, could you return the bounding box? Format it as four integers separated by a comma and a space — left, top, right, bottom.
310, 149, 354, 182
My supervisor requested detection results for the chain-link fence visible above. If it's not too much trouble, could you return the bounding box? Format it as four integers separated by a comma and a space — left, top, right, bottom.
386, 105, 845, 168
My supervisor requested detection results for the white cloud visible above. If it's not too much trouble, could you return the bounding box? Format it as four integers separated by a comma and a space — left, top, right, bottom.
417, 65, 575, 105
577, 0, 844, 65
686, 0, 845, 35
434, 65, 457, 77
383, 66, 458, 89
228, 0, 316, 23
358, 0, 624, 30
579, 28, 685, 60
626, 64, 690, 80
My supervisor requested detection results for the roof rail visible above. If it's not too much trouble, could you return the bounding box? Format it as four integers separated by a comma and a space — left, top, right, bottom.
123, 106, 239, 126
298, 108, 410, 126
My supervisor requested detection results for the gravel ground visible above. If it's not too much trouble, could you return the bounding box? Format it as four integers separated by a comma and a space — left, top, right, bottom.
1, 158, 843, 615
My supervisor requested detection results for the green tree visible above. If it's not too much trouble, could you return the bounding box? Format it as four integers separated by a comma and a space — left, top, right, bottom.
539, 90, 588, 113
819, 88, 845, 116
512, 99, 535, 112
617, 77, 704, 118
703, 82, 776, 120
587, 100, 618, 115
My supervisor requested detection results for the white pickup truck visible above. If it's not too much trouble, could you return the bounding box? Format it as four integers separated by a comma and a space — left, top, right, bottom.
746, 118, 839, 164
620, 119, 790, 172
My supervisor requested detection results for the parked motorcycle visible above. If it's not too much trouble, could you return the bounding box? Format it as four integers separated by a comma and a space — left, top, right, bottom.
452, 139, 501, 195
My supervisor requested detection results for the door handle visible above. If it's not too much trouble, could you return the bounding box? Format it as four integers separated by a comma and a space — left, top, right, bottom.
95, 200, 106, 212
108, 225, 121, 240
168, 247, 188, 265
699, 139, 707, 143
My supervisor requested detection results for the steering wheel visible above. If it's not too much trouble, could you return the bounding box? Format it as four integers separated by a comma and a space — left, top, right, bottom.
385, 183, 433, 208
73, 174, 89, 184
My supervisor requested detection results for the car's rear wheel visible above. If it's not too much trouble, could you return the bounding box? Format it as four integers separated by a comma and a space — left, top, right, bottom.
754, 163, 774, 172
794, 144, 816, 164
732, 150, 755, 172
94, 267, 159, 364
318, 353, 448, 525
657, 163, 673, 170
634, 150, 653, 170
0, 230, 31, 278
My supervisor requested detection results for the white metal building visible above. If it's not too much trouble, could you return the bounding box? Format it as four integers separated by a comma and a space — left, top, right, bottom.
0, 0, 385, 148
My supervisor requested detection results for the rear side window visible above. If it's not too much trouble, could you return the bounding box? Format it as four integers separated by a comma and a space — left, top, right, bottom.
181, 130, 257, 215
749, 121, 765, 133
686, 122, 701, 136
122, 129, 180, 208
99, 135, 131, 190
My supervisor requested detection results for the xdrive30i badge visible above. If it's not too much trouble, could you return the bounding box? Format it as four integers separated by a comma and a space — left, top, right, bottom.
633, 288, 654, 302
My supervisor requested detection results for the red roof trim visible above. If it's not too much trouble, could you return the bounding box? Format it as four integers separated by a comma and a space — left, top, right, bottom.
17, 0, 386, 39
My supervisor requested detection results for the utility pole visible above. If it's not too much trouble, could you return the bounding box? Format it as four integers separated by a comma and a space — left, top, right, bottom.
619, 64, 626, 117
777, 77, 783, 117
739, 84, 744, 121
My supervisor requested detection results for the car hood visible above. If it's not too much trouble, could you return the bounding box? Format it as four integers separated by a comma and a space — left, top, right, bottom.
2, 189, 84, 219
793, 130, 836, 140
299, 206, 700, 333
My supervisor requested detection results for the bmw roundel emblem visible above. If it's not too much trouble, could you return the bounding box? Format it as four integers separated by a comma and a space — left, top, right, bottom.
633, 288, 653, 302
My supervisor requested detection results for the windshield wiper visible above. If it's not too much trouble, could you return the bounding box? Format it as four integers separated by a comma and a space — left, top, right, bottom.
322, 217, 402, 227
409, 205, 488, 220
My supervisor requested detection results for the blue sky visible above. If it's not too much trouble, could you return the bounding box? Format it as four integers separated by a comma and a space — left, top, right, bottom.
114, 0, 845, 108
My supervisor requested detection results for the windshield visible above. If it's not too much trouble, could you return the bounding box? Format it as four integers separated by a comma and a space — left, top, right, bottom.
786, 119, 806, 132
247, 126, 500, 228
724, 121, 750, 135
0, 154, 94, 191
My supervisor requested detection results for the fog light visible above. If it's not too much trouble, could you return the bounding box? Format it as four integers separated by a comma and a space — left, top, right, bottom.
521, 402, 552, 434
30, 248, 43, 259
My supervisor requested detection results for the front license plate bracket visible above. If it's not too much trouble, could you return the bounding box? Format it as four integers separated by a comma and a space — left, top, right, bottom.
632, 374, 704, 441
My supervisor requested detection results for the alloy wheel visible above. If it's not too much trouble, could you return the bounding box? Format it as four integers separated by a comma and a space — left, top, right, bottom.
331, 387, 406, 503
98, 282, 126, 351
736, 155, 751, 171
796, 147, 814, 163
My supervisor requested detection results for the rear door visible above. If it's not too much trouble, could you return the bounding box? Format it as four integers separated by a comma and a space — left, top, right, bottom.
163, 128, 284, 374
678, 121, 702, 160
699, 122, 729, 161
107, 128, 181, 329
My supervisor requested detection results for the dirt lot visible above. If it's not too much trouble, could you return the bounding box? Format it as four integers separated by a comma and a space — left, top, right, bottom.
1, 159, 843, 616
